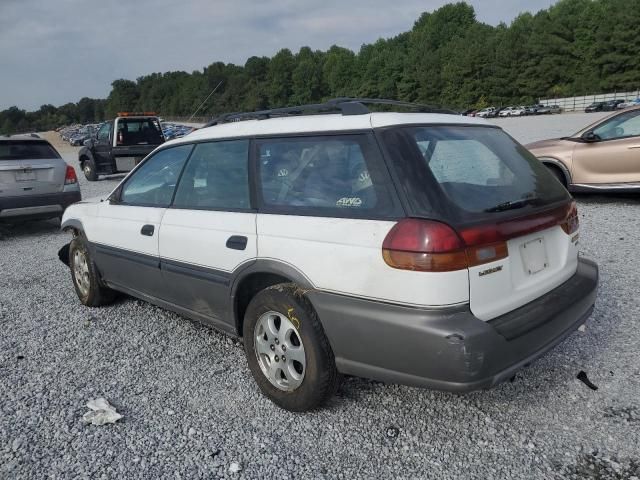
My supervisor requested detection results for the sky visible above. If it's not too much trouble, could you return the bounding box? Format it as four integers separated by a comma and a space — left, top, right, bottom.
0, 0, 555, 111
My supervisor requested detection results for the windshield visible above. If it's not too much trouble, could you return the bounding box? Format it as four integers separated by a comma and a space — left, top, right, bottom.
388, 126, 569, 215
0, 140, 60, 160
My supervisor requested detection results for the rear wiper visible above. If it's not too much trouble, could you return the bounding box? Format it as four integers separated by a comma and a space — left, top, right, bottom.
484, 197, 540, 212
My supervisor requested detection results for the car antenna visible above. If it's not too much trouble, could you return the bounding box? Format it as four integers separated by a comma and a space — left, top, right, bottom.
188, 80, 223, 123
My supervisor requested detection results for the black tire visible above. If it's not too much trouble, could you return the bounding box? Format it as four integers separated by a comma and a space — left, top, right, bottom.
243, 283, 339, 411
69, 236, 116, 306
82, 158, 98, 181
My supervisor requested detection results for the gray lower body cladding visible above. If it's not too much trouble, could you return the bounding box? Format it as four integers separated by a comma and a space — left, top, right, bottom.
0, 191, 81, 220
308, 257, 598, 392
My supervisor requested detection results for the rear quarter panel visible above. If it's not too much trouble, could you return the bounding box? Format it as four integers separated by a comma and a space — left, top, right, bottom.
257, 214, 469, 307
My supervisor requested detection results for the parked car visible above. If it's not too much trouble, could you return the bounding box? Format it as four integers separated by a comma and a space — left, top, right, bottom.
527, 106, 640, 191
59, 98, 598, 411
603, 99, 624, 111
585, 102, 606, 113
0, 135, 80, 222
525, 104, 544, 115
475, 107, 497, 118
499, 106, 526, 117
69, 126, 95, 146
618, 98, 640, 109
538, 105, 562, 115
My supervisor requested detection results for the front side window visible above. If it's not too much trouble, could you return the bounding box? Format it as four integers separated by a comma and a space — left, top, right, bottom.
173, 140, 250, 210
593, 110, 640, 140
256, 135, 396, 215
119, 145, 192, 207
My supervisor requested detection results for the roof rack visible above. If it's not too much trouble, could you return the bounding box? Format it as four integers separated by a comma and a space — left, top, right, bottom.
205, 98, 457, 127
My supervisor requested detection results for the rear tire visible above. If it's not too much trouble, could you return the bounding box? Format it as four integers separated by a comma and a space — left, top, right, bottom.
69, 236, 116, 306
243, 283, 339, 411
82, 159, 98, 182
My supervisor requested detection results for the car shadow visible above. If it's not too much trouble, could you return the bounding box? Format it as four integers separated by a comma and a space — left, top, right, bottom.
0, 218, 63, 240
573, 192, 640, 205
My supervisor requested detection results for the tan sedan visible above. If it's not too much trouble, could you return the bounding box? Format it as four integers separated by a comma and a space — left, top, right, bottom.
526, 106, 640, 191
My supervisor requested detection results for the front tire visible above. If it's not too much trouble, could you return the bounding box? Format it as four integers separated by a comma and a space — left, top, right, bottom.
69, 236, 115, 306
82, 159, 98, 181
243, 283, 339, 411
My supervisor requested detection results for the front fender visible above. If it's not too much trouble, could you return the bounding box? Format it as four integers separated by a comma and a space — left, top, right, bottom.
539, 157, 572, 185
60, 217, 84, 233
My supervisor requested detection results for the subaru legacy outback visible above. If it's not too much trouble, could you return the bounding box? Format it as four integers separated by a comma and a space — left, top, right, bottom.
59, 99, 598, 411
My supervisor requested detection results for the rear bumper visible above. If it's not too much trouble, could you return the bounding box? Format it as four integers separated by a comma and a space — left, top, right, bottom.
0, 191, 81, 220
308, 257, 598, 392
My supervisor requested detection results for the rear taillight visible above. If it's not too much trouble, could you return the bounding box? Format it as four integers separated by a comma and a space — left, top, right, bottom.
64, 165, 78, 185
383, 201, 577, 272
382, 219, 467, 272
560, 201, 579, 234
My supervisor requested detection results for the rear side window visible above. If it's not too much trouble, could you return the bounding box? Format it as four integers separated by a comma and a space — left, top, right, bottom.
383, 126, 569, 215
173, 140, 250, 210
256, 134, 398, 217
0, 141, 60, 160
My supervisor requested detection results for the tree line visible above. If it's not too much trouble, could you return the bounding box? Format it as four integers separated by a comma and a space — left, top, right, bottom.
2, 0, 640, 134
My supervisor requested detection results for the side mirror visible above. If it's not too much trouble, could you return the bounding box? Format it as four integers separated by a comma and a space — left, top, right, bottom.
581, 131, 599, 142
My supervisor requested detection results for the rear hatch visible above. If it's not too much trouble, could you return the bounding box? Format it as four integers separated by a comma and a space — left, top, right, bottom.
0, 139, 66, 197
382, 124, 578, 320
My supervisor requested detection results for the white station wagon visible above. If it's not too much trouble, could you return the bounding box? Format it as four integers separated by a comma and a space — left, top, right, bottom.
59, 99, 598, 411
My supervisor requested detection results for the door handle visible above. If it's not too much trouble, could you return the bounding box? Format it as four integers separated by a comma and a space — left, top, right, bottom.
140, 224, 155, 236
226, 235, 248, 250
628, 145, 640, 149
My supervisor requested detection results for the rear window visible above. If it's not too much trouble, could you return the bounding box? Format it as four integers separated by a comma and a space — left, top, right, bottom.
0, 141, 60, 160
116, 118, 163, 145
384, 126, 569, 215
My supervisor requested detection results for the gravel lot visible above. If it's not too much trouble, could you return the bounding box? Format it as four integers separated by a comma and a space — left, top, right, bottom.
1, 112, 639, 479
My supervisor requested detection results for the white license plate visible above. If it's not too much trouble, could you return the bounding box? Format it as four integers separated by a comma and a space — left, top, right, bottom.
15, 170, 36, 182
520, 237, 548, 275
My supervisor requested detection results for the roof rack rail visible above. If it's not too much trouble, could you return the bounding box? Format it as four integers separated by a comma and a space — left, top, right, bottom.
204, 98, 457, 127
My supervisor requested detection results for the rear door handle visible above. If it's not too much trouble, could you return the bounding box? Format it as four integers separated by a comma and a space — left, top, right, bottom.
628, 145, 640, 149
226, 235, 248, 250
140, 224, 155, 236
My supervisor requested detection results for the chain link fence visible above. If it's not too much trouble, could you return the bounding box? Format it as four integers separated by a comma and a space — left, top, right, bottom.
540, 90, 640, 112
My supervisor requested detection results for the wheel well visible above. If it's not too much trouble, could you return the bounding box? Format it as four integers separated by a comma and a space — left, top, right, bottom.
234, 273, 292, 336
542, 162, 568, 187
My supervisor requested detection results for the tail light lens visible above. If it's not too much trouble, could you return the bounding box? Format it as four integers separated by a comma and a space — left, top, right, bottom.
560, 201, 579, 234
382, 219, 467, 272
64, 165, 78, 185
383, 201, 577, 272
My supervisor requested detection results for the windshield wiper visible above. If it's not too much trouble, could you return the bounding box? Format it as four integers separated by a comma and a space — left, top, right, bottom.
484, 197, 540, 212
